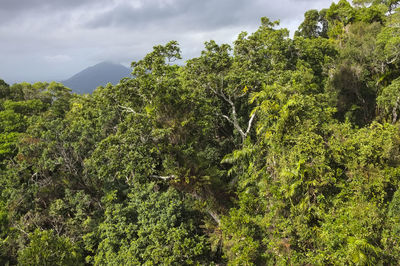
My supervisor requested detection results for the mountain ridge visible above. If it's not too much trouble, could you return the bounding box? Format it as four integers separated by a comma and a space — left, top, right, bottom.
62, 61, 131, 94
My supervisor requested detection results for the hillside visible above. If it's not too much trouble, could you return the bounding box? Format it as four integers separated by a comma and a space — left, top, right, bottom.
62, 61, 131, 94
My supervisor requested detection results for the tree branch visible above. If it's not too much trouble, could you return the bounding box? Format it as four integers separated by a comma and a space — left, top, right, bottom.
151, 175, 176, 181
207, 210, 221, 225
221, 114, 234, 125
191, 191, 221, 225
118, 105, 146, 116
207, 78, 256, 144
245, 111, 257, 136
218, 90, 247, 141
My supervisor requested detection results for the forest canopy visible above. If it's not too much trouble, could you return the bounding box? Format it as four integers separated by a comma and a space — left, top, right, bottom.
1, 0, 400, 264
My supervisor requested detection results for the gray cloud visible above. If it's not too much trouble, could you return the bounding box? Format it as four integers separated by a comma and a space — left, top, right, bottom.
0, 0, 103, 11
0, 0, 101, 24
83, 0, 336, 31
0, 0, 335, 84
85, 0, 253, 30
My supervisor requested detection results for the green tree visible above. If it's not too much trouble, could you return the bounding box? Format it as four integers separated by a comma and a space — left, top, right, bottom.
94, 183, 213, 265
18, 229, 83, 266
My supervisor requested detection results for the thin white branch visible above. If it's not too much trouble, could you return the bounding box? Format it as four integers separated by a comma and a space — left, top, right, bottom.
237, 92, 247, 98
118, 105, 146, 116
151, 175, 176, 181
387, 54, 399, 65
218, 89, 233, 105
191, 191, 221, 225
31, 172, 38, 180
206, 84, 219, 97
207, 77, 256, 144
221, 114, 234, 125
218, 90, 247, 140
245, 111, 257, 136
119, 105, 135, 112
208, 210, 221, 225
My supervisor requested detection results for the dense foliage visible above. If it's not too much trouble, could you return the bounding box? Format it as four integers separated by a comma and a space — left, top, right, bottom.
2, 0, 400, 264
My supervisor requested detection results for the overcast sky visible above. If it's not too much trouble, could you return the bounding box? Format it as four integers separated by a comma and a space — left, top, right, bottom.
0, 0, 336, 84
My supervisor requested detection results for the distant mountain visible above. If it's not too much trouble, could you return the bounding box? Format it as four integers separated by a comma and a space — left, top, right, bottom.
62, 61, 131, 94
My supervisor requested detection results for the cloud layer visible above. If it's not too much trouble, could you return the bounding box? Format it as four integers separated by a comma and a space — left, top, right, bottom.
0, 0, 335, 83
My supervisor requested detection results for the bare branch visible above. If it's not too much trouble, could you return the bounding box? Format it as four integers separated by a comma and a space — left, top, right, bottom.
218, 90, 247, 141
151, 175, 176, 181
119, 105, 146, 116
205, 84, 218, 96
191, 191, 221, 225
208, 80, 256, 144
218, 89, 233, 105
208, 210, 221, 225
221, 114, 234, 125
245, 111, 257, 136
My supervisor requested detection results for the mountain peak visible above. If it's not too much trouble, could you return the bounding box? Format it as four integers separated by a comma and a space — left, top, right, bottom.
62, 61, 131, 94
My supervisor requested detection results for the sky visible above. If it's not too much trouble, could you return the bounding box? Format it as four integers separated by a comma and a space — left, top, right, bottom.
0, 0, 336, 84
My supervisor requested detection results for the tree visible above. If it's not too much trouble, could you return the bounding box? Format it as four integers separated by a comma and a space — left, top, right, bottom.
296, 10, 323, 38
18, 229, 83, 266
94, 183, 214, 265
